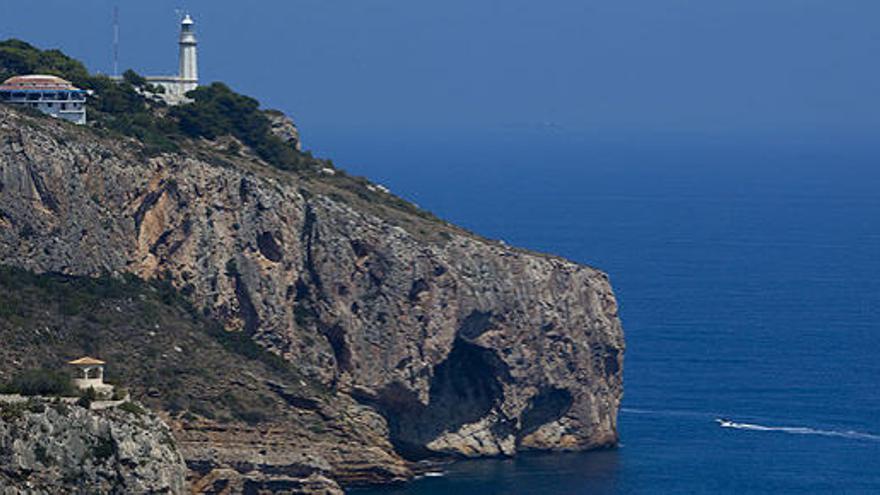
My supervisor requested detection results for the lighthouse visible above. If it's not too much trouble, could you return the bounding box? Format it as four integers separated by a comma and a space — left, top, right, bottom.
142, 13, 200, 102
178, 14, 198, 94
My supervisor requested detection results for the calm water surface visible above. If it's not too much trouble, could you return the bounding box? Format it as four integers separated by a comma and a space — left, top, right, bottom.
310, 130, 880, 494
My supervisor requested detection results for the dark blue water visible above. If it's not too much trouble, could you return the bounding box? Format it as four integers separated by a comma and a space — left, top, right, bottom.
310, 129, 880, 494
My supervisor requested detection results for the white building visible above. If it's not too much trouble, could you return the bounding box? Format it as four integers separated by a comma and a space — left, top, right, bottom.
145, 14, 199, 101
68, 356, 115, 398
0, 75, 89, 124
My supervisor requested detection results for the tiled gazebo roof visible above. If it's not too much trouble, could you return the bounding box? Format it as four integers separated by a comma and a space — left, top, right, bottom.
68, 356, 106, 366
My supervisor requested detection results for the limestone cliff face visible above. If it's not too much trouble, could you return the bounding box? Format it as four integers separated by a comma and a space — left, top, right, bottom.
0, 399, 187, 494
265, 110, 302, 152
0, 106, 624, 482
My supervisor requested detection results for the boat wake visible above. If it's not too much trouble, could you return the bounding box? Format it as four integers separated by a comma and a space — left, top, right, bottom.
715, 419, 880, 442
620, 407, 880, 442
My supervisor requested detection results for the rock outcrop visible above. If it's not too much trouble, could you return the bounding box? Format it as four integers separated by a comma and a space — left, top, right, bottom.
265, 110, 302, 151
0, 265, 411, 491
0, 105, 624, 489
0, 399, 186, 494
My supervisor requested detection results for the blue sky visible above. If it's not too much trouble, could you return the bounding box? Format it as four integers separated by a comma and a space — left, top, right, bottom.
1, 1, 879, 136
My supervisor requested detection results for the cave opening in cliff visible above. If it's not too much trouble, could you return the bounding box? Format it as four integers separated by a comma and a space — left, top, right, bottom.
367, 338, 507, 460
517, 387, 573, 441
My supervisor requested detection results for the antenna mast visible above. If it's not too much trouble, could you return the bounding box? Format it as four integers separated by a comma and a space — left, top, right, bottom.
112, 6, 119, 77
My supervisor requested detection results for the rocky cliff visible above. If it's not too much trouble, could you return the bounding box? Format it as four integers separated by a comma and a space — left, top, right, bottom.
0, 104, 624, 490
265, 110, 302, 152
0, 398, 186, 494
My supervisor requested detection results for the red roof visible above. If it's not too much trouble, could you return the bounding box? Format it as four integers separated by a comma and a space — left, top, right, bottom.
0, 74, 82, 91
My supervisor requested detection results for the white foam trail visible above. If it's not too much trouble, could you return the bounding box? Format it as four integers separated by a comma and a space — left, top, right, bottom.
621, 407, 880, 443
718, 421, 880, 442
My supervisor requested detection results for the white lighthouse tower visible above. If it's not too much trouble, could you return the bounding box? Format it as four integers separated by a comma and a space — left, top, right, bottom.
178, 14, 198, 94
143, 13, 200, 102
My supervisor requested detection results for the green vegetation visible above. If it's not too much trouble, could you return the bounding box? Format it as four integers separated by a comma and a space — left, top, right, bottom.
0, 398, 46, 422
171, 83, 313, 170
0, 39, 317, 169
50, 398, 70, 416
76, 387, 98, 409
118, 401, 146, 416
0, 265, 324, 425
26, 398, 46, 414
76, 395, 92, 409
91, 435, 117, 461
0, 38, 464, 244
0, 39, 90, 85
0, 368, 76, 397
0, 402, 27, 422
0, 39, 178, 153
33, 444, 50, 464
121, 68, 147, 87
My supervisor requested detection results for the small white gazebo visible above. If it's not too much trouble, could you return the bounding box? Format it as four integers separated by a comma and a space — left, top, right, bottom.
68, 356, 114, 397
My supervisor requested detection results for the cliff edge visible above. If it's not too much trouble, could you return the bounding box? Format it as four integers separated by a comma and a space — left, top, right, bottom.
0, 102, 624, 489
0, 398, 186, 494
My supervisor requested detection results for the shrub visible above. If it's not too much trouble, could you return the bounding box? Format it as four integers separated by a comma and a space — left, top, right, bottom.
0, 402, 26, 421
26, 398, 46, 413
170, 82, 306, 170
0, 39, 90, 85
236, 409, 268, 425
6, 368, 75, 397
111, 387, 129, 401
118, 401, 146, 416
1, 39, 325, 171
50, 397, 70, 415
34, 445, 50, 464
76, 387, 97, 408
0, 295, 25, 319
122, 69, 147, 88
91, 435, 116, 461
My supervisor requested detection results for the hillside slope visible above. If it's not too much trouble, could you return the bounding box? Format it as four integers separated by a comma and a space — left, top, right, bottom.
0, 267, 405, 492
0, 101, 624, 490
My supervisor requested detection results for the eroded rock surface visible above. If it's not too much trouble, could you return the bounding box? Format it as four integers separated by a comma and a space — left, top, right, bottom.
0, 399, 186, 494
265, 110, 302, 152
0, 106, 624, 489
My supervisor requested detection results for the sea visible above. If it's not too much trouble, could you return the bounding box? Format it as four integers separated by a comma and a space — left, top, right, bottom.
310, 128, 880, 494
